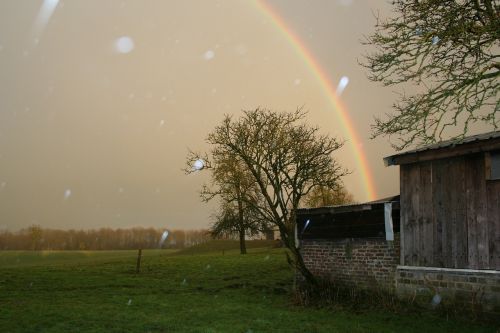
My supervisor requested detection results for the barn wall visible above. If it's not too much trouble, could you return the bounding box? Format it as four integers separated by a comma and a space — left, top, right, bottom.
400, 153, 500, 270
301, 236, 400, 290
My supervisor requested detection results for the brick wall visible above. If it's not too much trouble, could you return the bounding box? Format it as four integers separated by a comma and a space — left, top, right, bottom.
300, 236, 400, 290
300, 235, 500, 312
396, 266, 500, 313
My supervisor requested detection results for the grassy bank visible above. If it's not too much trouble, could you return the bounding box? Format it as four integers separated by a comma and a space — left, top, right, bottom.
0, 243, 497, 332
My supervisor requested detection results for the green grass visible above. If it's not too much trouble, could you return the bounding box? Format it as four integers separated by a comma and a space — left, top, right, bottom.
0, 249, 177, 268
0, 244, 497, 333
175, 240, 279, 255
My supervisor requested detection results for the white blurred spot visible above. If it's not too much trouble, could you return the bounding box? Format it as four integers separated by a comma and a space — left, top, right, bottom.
118, 187, 124, 193
415, 27, 423, 36
0, 181, 6, 189
294, 79, 301, 85
301, 219, 311, 234
159, 119, 165, 127
431, 294, 441, 307
128, 93, 135, 99
203, 50, 215, 60
114, 36, 135, 54
336, 76, 349, 96
127, 299, 132, 306
211, 88, 217, 94
206, 264, 211, 270
155, 188, 161, 193
181, 278, 187, 285
432, 36, 440, 45
64, 189, 71, 200
33, 0, 59, 38
159, 230, 169, 247
264, 255, 270, 261
193, 159, 205, 171
161, 96, 167, 102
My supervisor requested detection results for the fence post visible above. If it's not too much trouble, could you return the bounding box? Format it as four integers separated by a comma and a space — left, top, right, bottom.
136, 248, 142, 274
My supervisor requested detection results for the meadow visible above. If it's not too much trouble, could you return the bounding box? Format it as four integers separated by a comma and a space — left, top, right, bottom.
0, 241, 498, 333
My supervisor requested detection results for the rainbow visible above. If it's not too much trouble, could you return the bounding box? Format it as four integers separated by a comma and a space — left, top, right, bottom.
253, 0, 377, 201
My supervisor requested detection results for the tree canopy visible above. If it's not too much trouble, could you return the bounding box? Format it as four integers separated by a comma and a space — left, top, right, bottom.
363, 0, 499, 149
193, 107, 348, 284
302, 185, 355, 208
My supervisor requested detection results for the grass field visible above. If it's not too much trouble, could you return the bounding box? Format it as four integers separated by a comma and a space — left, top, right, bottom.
0, 242, 498, 333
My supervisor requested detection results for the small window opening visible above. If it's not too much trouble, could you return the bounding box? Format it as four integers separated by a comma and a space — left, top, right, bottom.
486, 151, 500, 180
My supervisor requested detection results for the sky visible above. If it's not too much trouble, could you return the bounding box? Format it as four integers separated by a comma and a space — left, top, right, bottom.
0, 0, 404, 231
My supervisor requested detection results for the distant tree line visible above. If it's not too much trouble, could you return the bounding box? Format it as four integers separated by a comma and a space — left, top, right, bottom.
0, 226, 210, 251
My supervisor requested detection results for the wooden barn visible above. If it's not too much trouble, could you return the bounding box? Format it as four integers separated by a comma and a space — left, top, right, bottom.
384, 131, 500, 270
385, 130, 500, 311
298, 130, 500, 312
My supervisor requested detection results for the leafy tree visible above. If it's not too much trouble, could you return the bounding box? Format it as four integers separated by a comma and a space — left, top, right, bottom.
192, 108, 348, 285
302, 185, 355, 208
363, 0, 499, 149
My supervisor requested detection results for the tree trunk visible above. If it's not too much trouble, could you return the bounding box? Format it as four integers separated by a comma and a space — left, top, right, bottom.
279, 222, 317, 287
239, 227, 247, 254
236, 191, 247, 255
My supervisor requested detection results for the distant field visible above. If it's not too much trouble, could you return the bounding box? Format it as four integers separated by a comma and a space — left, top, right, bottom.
0, 249, 177, 268
0, 241, 497, 333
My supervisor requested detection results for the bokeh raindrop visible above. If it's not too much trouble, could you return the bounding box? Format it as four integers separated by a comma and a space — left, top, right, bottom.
203, 50, 215, 60
336, 76, 349, 96
193, 159, 205, 171
114, 36, 135, 54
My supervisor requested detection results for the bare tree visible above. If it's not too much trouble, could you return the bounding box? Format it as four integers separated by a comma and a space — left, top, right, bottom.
209, 201, 262, 251
363, 0, 499, 150
186, 150, 269, 254
28, 225, 43, 251
190, 107, 348, 285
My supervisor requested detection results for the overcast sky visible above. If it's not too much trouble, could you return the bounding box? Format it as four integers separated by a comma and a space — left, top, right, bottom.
0, 0, 408, 231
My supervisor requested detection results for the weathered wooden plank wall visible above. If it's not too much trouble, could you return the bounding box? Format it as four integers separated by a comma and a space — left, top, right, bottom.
400, 153, 499, 270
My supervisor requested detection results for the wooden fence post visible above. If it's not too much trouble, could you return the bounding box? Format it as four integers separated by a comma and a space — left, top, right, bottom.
136, 248, 142, 274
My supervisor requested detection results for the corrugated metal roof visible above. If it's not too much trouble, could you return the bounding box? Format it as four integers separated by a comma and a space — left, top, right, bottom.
384, 130, 500, 166
297, 195, 400, 213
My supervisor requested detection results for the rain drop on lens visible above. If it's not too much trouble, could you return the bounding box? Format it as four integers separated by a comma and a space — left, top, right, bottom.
193, 159, 205, 171
159, 230, 169, 247
336, 76, 349, 96
114, 36, 135, 54
431, 294, 442, 307
203, 50, 215, 60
